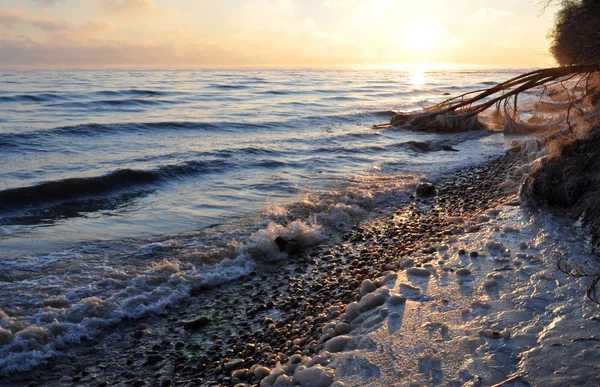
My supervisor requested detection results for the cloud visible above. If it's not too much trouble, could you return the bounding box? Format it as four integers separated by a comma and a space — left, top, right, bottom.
31, 0, 63, 5
0, 32, 246, 67
77, 19, 115, 35
473, 7, 514, 21
101, 0, 156, 17
0, 8, 66, 32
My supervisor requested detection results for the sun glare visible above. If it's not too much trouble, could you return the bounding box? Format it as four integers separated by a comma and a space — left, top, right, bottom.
410, 71, 426, 89
401, 22, 448, 51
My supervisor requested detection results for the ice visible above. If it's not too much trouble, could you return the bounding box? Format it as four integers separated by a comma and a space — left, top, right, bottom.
269, 204, 600, 386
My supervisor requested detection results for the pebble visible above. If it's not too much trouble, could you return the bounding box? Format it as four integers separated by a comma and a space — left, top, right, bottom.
293, 364, 335, 387
224, 359, 244, 372
469, 251, 479, 258
231, 369, 247, 379
483, 278, 498, 289
456, 268, 472, 276
387, 295, 407, 305
400, 257, 415, 268
416, 182, 436, 197
360, 279, 377, 296
486, 241, 506, 251
324, 335, 352, 353
477, 215, 490, 223
358, 293, 386, 312
183, 316, 211, 330
254, 366, 271, 380
406, 267, 432, 277
342, 302, 360, 322
446, 217, 464, 224
146, 354, 164, 364
334, 323, 352, 335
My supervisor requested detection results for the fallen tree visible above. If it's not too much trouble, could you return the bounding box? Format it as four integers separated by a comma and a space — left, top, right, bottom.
374, 65, 600, 134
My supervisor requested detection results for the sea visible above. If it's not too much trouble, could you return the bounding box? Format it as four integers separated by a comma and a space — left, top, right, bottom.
0, 67, 531, 373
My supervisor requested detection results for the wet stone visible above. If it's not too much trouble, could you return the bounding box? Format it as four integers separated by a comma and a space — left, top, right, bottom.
183, 316, 211, 330
416, 182, 436, 197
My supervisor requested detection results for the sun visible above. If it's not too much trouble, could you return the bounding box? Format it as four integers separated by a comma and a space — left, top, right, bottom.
401, 22, 448, 51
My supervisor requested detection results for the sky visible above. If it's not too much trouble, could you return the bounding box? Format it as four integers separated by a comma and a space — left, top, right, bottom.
0, 0, 559, 68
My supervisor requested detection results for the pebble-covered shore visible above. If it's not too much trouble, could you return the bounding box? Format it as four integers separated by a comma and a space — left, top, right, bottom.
3, 149, 529, 387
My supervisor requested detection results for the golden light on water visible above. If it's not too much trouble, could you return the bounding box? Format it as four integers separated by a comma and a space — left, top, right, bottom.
410, 71, 426, 88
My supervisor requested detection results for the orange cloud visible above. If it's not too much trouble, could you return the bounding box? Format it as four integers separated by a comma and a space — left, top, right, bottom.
0, 8, 66, 32
100, 0, 156, 18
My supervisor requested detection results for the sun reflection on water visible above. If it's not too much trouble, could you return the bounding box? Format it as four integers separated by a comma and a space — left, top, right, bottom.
410, 71, 425, 88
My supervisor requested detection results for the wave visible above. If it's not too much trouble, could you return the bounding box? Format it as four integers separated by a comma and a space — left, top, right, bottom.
208, 84, 250, 90
51, 98, 178, 109
0, 122, 268, 149
395, 140, 459, 153
0, 108, 397, 149
0, 93, 69, 103
0, 160, 228, 211
314, 140, 459, 155
264, 90, 293, 95
90, 89, 167, 97
0, 154, 297, 211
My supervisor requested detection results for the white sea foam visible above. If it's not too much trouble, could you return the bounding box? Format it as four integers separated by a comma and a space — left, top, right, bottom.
0, 170, 420, 375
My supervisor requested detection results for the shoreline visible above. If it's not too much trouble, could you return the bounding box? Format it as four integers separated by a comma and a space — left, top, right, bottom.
3, 134, 599, 386
4, 145, 532, 386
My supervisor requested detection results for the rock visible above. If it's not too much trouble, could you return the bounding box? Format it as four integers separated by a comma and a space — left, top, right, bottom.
486, 241, 505, 251
400, 258, 415, 269
359, 293, 386, 312
324, 335, 352, 353
254, 366, 271, 380
486, 209, 499, 217
293, 365, 335, 387
477, 215, 490, 223
456, 268, 472, 276
505, 145, 522, 155
483, 278, 498, 289
334, 323, 352, 335
343, 302, 360, 322
289, 354, 303, 364
360, 279, 377, 296
274, 236, 301, 254
406, 267, 431, 277
231, 369, 247, 379
275, 374, 293, 385
382, 272, 398, 284
224, 359, 244, 372
387, 295, 407, 305
183, 316, 211, 330
146, 354, 164, 364
469, 251, 479, 258
416, 182, 436, 197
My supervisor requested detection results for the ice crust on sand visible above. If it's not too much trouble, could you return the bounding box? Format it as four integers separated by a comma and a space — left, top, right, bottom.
261, 205, 600, 387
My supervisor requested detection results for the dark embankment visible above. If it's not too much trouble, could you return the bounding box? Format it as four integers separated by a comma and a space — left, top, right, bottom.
522, 126, 600, 251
